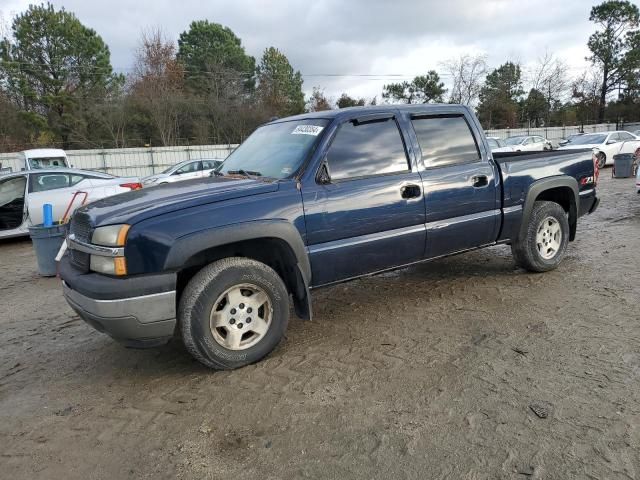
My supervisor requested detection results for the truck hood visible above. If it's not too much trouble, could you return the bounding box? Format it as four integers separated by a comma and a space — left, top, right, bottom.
79, 176, 279, 226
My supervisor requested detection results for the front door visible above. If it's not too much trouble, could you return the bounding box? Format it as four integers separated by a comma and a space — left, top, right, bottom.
302, 113, 426, 286
409, 114, 500, 259
0, 175, 28, 237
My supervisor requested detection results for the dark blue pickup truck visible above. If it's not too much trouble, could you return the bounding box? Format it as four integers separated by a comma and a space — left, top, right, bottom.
59, 105, 599, 369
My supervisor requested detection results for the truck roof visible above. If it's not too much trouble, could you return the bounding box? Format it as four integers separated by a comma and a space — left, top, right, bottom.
270, 103, 472, 124
22, 148, 67, 158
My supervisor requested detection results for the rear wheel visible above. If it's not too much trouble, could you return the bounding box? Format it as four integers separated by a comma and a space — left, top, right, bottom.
512, 201, 569, 272
179, 257, 289, 370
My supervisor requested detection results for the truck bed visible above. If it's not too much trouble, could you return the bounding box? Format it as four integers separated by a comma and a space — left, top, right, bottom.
493, 148, 594, 163
492, 148, 597, 243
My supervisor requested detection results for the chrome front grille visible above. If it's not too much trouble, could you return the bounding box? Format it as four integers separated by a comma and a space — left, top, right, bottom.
69, 213, 92, 271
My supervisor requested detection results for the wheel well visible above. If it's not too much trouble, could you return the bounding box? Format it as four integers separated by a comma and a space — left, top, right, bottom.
535, 186, 577, 240
175, 238, 308, 317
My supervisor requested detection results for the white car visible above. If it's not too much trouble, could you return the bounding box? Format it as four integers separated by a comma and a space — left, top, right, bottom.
0, 169, 141, 239
558, 131, 640, 168
504, 135, 553, 152
142, 159, 223, 186
486, 137, 515, 153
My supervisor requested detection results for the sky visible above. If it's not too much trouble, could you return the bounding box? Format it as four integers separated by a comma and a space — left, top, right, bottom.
0, 0, 613, 102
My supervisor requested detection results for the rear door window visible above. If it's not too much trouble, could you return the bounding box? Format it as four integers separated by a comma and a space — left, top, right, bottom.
174, 161, 201, 175
411, 115, 481, 168
325, 117, 410, 180
30, 173, 71, 192
618, 132, 634, 141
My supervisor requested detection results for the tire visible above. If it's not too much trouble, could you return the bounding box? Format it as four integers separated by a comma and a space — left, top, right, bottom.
511, 201, 570, 273
596, 152, 606, 169
179, 257, 289, 370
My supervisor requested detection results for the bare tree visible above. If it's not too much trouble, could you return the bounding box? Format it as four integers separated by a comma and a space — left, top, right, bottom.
572, 69, 603, 126
130, 28, 186, 146
527, 51, 570, 124
306, 87, 332, 112
442, 54, 487, 105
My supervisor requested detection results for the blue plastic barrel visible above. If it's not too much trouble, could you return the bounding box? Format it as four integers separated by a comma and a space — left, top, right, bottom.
28, 223, 67, 276
43, 203, 54, 227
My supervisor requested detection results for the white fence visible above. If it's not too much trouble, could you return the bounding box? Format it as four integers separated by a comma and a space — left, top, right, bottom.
0, 122, 636, 177
486, 123, 620, 144
0, 144, 238, 178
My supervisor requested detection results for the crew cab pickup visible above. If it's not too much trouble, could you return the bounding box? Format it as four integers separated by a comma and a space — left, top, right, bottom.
59, 105, 599, 370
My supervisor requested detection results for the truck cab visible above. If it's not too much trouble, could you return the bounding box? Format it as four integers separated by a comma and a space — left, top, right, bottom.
20, 149, 70, 171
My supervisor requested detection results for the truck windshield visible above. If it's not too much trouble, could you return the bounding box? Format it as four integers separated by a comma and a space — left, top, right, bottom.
219, 119, 330, 179
28, 157, 67, 169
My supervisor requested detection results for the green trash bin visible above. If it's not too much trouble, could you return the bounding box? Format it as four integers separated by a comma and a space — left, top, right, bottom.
613, 153, 635, 178
28, 223, 67, 277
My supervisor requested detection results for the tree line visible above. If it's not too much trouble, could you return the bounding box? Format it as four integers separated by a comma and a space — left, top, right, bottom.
0, 1, 638, 152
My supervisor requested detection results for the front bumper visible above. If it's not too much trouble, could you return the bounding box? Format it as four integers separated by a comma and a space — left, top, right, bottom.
59, 256, 177, 348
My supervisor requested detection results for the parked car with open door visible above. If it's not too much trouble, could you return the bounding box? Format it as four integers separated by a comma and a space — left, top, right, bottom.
0, 169, 141, 239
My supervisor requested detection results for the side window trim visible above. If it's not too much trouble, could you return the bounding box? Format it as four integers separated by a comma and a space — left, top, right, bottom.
410, 113, 483, 170
319, 116, 412, 184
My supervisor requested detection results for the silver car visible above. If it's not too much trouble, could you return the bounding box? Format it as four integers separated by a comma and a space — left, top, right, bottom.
0, 168, 141, 239
142, 159, 223, 186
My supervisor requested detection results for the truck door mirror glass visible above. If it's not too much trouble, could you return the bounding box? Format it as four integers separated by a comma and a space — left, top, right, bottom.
317, 161, 331, 185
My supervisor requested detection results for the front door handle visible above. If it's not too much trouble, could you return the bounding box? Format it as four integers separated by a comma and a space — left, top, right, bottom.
471, 175, 489, 188
400, 184, 421, 199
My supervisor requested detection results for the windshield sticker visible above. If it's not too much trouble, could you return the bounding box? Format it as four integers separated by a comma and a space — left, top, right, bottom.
281, 167, 292, 175
292, 125, 324, 136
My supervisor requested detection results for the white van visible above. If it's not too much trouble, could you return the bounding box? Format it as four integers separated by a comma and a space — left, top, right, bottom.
20, 149, 70, 170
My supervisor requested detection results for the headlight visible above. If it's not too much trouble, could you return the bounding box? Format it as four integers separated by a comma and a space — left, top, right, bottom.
92, 224, 130, 247
90, 255, 127, 276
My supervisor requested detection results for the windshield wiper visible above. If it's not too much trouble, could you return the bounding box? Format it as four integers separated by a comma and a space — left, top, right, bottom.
227, 169, 262, 179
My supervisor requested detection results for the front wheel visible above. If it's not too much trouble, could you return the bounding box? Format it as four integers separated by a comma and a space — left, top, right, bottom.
596, 152, 606, 169
512, 201, 570, 272
179, 257, 289, 370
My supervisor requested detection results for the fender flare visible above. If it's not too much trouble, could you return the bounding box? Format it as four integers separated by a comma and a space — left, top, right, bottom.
164, 220, 313, 320
519, 176, 579, 241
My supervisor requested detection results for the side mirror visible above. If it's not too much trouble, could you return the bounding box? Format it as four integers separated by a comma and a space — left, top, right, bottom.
317, 160, 331, 185
606, 140, 617, 145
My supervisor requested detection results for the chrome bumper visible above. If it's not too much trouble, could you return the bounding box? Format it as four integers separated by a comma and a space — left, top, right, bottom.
62, 281, 177, 347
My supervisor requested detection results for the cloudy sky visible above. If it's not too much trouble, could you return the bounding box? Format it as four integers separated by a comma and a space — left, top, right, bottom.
1, 0, 606, 101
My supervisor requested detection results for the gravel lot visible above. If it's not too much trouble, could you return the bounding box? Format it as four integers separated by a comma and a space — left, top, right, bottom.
1, 172, 639, 479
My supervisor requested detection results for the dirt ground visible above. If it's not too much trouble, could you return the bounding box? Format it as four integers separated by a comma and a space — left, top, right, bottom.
1, 172, 639, 480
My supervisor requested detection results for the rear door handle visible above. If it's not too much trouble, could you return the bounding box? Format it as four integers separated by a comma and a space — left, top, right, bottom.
471, 175, 488, 188
400, 184, 421, 199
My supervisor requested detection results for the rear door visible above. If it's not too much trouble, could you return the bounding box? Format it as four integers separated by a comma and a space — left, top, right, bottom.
302, 113, 426, 286
27, 172, 92, 224
409, 112, 500, 259
533, 136, 546, 150
202, 160, 222, 177
171, 161, 203, 182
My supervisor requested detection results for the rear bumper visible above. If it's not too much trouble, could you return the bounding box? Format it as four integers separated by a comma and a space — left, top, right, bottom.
59, 256, 177, 347
579, 188, 599, 216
